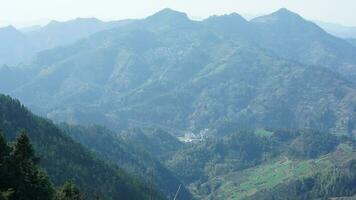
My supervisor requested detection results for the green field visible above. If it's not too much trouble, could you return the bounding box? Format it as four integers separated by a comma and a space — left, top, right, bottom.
254, 129, 274, 137
190, 143, 355, 200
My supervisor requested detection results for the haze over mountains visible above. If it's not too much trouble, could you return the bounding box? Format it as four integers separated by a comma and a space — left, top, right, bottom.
316, 21, 356, 39
0, 18, 132, 66
1, 8, 355, 136
1, 7, 356, 200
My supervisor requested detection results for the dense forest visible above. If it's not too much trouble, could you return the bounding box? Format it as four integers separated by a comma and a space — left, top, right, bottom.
0, 94, 165, 200
0, 7, 356, 200
245, 159, 356, 200
0, 131, 83, 200
59, 124, 192, 200
1, 9, 355, 135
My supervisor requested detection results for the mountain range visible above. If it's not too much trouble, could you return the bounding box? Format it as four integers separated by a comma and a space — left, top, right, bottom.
0, 18, 132, 66
1, 8, 354, 136
316, 20, 356, 39
1, 7, 356, 200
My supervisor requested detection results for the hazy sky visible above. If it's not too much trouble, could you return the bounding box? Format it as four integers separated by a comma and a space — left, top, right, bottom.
1, 0, 356, 27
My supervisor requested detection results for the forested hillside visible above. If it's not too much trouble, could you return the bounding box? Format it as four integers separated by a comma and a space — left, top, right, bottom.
0, 94, 165, 200
0, 131, 86, 200
1, 9, 355, 136
163, 129, 355, 199
245, 159, 356, 200
0, 7, 356, 200
60, 124, 192, 200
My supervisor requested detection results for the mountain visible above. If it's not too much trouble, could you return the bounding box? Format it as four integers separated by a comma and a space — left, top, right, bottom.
0, 66, 37, 93
0, 26, 32, 66
315, 21, 356, 39
59, 124, 193, 200
251, 8, 356, 82
2, 8, 356, 136
25, 18, 131, 52
121, 127, 185, 161
348, 38, 356, 47
0, 94, 165, 200
165, 129, 355, 199
0, 18, 132, 66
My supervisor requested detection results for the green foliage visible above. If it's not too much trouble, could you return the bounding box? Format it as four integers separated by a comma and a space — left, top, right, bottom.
0, 132, 54, 200
255, 129, 274, 137
288, 130, 342, 158
121, 127, 184, 161
60, 124, 192, 200
0, 189, 14, 200
0, 94, 165, 200
1, 9, 355, 136
167, 130, 277, 184
55, 181, 83, 200
245, 159, 356, 200
166, 129, 351, 199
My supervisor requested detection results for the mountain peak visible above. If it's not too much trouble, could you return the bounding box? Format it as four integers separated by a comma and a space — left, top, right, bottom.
252, 8, 304, 24
0, 25, 22, 37
71, 17, 102, 24
205, 13, 248, 24
273, 8, 301, 18
0, 25, 17, 32
152, 8, 188, 18
47, 20, 60, 27
146, 8, 190, 24
45, 18, 102, 28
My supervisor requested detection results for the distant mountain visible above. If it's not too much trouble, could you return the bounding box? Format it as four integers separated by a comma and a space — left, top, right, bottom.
251, 8, 356, 81
0, 26, 32, 66
20, 25, 42, 32
0, 94, 165, 200
25, 18, 132, 51
348, 38, 356, 47
315, 21, 356, 39
60, 124, 193, 200
0, 18, 133, 66
2, 8, 356, 136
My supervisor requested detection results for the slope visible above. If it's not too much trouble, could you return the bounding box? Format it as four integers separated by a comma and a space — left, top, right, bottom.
0, 18, 132, 66
0, 94, 165, 200
59, 124, 193, 200
251, 8, 356, 82
2, 8, 356, 135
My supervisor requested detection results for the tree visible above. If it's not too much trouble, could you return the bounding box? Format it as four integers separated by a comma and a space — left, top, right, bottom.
12, 130, 38, 164
7, 131, 54, 200
0, 130, 87, 200
55, 181, 83, 200
0, 189, 14, 200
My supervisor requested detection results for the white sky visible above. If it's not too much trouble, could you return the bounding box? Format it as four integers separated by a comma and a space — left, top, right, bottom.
1, 0, 356, 28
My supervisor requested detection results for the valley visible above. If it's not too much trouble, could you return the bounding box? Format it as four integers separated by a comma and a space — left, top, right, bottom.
0, 6, 355, 200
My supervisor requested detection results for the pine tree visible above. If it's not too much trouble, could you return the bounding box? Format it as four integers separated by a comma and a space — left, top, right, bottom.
0, 133, 12, 199
1, 129, 86, 200
12, 130, 38, 164
8, 131, 54, 200
55, 181, 83, 200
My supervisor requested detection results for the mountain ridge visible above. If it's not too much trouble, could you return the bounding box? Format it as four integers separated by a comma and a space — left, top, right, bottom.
1, 8, 356, 136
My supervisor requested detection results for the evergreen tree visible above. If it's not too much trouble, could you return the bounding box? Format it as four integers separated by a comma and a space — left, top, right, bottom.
0, 133, 12, 199
0, 190, 14, 200
12, 130, 38, 164
55, 181, 83, 200
0, 131, 54, 200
